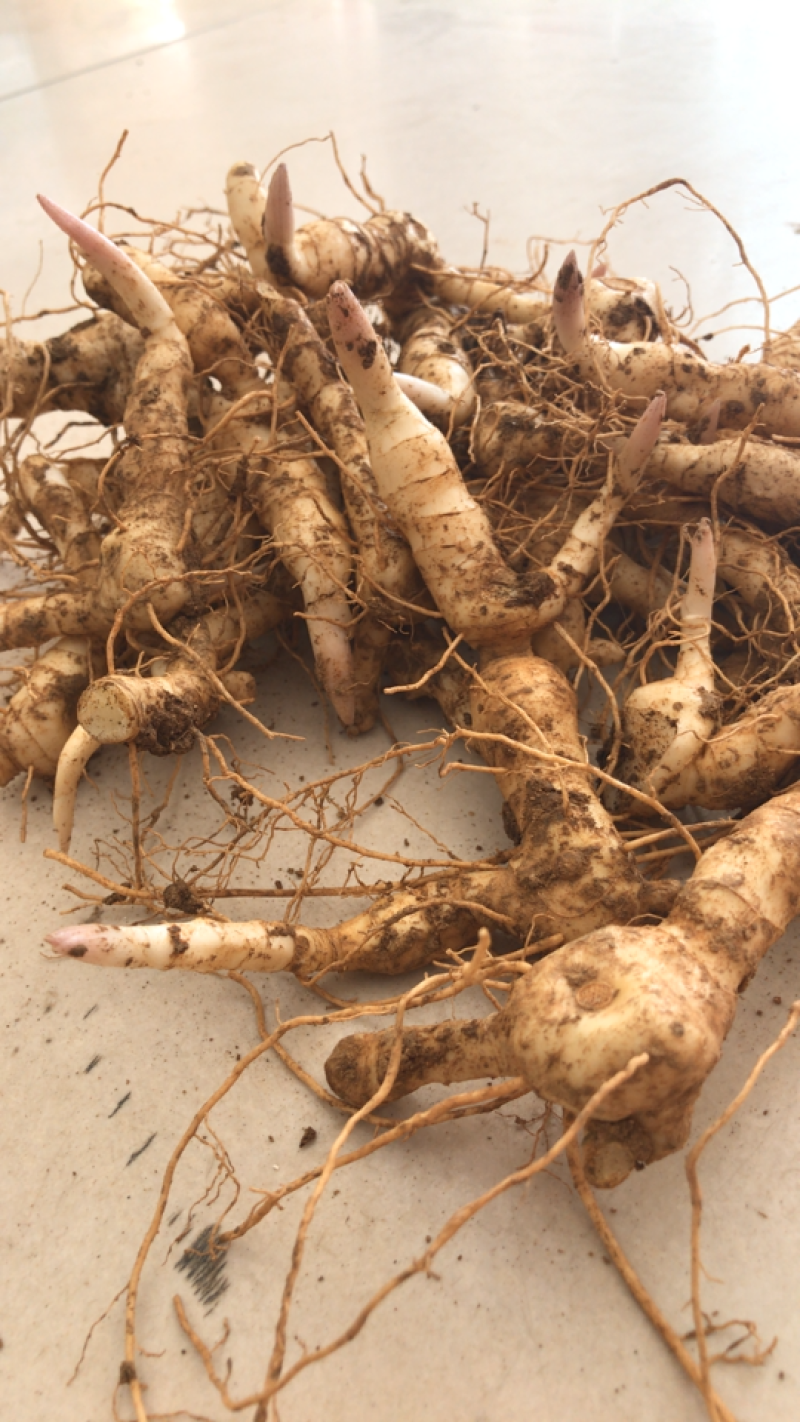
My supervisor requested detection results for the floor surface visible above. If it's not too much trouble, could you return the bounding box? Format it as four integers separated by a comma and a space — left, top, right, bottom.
1, 4, 799, 1420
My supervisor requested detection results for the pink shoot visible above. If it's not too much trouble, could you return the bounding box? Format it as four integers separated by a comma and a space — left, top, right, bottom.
46, 923, 128, 965
263, 162, 295, 252
37, 193, 173, 335
615, 392, 666, 493
552, 250, 586, 354
676, 518, 717, 692
327, 281, 394, 413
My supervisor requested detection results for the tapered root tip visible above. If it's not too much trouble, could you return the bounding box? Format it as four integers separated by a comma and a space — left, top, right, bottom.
53, 725, 101, 853
327, 282, 380, 362
552, 250, 585, 354
332, 687, 356, 728
263, 161, 294, 251
327, 280, 356, 333
307, 610, 357, 727
683, 516, 717, 618
393, 371, 454, 419
37, 194, 122, 280
638, 390, 667, 446
556, 249, 580, 290
45, 924, 120, 963
615, 391, 666, 492
37, 193, 174, 335
327, 283, 392, 399
37, 192, 83, 238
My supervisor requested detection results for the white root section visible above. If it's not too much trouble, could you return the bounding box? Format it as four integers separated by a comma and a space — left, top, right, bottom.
104, 246, 363, 606
218, 670, 256, 703
395, 306, 476, 425
55, 627, 263, 850
0, 588, 103, 650
253, 284, 420, 608
643, 683, 800, 811
616, 519, 719, 801
584, 276, 661, 342
764, 319, 800, 371
553, 250, 800, 436
647, 432, 800, 526
327, 281, 664, 647
423, 268, 659, 343
679, 519, 719, 680
530, 598, 625, 671
207, 394, 356, 725
0, 312, 143, 425
422, 267, 549, 323
326, 783, 800, 1184
304, 601, 356, 728
17, 455, 101, 575
254, 282, 425, 729
328, 277, 518, 644
717, 528, 800, 632
46, 919, 296, 973
393, 371, 458, 421
225, 161, 270, 278
0, 639, 93, 786
470, 401, 566, 473
531, 397, 666, 608
695, 398, 721, 444
75, 591, 286, 746
0, 457, 102, 783
116, 245, 264, 402
52, 726, 102, 852
603, 552, 674, 620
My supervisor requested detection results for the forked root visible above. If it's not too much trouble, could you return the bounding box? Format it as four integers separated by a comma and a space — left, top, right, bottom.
325, 782, 800, 1186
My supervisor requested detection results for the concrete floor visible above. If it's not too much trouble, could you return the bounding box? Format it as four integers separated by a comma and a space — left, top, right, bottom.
1, 3, 800, 1420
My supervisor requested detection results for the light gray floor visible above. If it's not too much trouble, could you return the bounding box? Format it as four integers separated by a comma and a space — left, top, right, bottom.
1, 3, 799, 1420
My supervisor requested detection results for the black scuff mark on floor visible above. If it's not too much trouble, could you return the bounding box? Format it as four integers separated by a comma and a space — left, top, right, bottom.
109, 1091, 131, 1118
126, 1133, 156, 1166
84, 1053, 101, 1073
176, 1225, 230, 1310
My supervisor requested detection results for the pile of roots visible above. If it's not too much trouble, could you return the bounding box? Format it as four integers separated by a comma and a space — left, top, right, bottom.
4, 142, 800, 1420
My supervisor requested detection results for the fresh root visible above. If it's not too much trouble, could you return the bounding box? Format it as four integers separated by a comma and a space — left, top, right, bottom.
326, 781, 800, 1188
263, 161, 441, 298
327, 279, 664, 647
615, 518, 719, 803
12, 153, 800, 1422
